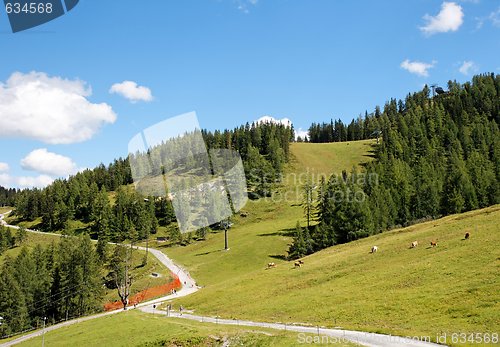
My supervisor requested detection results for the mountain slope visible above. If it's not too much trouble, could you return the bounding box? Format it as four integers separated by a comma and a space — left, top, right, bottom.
174, 204, 499, 345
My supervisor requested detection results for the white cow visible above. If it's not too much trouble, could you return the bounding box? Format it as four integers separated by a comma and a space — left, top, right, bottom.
371, 246, 378, 253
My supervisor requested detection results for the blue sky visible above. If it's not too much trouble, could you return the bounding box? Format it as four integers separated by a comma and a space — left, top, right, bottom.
0, 0, 499, 188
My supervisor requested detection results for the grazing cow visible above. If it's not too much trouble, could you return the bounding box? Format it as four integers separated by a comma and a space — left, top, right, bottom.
294, 261, 302, 268
464, 232, 470, 240
267, 262, 276, 269
410, 241, 418, 248
430, 241, 437, 247
371, 246, 378, 253
298, 260, 304, 265
240, 211, 248, 217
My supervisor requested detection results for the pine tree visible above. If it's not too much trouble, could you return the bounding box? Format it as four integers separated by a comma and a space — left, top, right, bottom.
288, 222, 307, 260
0, 259, 29, 336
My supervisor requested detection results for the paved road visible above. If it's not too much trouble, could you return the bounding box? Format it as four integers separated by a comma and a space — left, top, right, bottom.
0, 211, 447, 347
139, 308, 444, 347
0, 210, 12, 226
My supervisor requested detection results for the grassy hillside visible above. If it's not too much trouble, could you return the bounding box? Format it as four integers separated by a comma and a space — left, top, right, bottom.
12, 310, 358, 347
173, 205, 500, 346
156, 141, 375, 286
5, 140, 498, 347
289, 140, 376, 177
0, 231, 60, 266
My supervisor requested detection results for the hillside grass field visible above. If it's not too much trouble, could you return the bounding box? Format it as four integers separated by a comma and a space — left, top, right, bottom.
172, 205, 499, 346
3, 140, 499, 347
152, 141, 498, 346
289, 140, 376, 177
12, 310, 359, 347
153, 141, 377, 287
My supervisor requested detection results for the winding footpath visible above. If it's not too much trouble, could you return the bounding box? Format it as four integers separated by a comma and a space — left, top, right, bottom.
0, 210, 446, 347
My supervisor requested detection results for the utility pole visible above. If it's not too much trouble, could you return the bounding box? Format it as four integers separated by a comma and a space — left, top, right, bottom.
224, 220, 228, 250
42, 317, 47, 347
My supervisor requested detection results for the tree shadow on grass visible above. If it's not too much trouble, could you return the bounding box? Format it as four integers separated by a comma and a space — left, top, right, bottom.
257, 228, 295, 238
194, 249, 225, 257
268, 254, 287, 261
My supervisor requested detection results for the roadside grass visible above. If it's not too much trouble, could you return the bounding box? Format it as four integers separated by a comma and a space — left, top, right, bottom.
11, 310, 359, 347
103, 248, 173, 303
0, 206, 13, 214
3, 216, 43, 230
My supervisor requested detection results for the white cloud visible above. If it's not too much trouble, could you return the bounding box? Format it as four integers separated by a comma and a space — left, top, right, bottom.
236, 0, 258, 13
255, 115, 304, 138
16, 175, 54, 189
255, 116, 292, 126
0, 71, 117, 144
0, 173, 54, 189
400, 59, 436, 77
109, 81, 153, 103
488, 7, 500, 27
0, 173, 10, 187
295, 128, 308, 140
458, 61, 477, 75
0, 162, 9, 172
420, 2, 464, 35
476, 7, 500, 29
21, 148, 78, 177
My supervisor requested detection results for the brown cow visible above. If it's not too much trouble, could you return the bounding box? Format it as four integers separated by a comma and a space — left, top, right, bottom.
294, 261, 302, 268
464, 232, 470, 240
430, 241, 437, 247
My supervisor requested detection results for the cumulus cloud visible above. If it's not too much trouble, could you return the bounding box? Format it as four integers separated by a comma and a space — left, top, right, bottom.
295, 128, 309, 140
21, 148, 78, 177
0, 174, 11, 187
254, 115, 305, 139
255, 116, 292, 126
400, 59, 436, 77
16, 175, 54, 188
0, 71, 117, 144
458, 61, 477, 75
0, 173, 54, 189
0, 162, 9, 172
420, 2, 464, 35
109, 81, 153, 103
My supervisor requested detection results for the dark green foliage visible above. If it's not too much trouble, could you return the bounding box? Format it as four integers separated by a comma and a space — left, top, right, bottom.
15, 226, 28, 246
287, 221, 308, 260
0, 226, 16, 255
0, 235, 103, 337
12, 122, 293, 245
0, 186, 17, 206
311, 73, 500, 254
